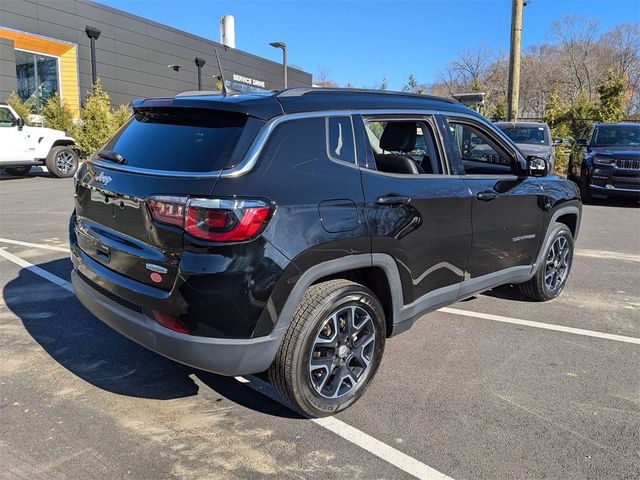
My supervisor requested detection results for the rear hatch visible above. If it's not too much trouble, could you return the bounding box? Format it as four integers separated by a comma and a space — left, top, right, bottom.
73, 105, 263, 290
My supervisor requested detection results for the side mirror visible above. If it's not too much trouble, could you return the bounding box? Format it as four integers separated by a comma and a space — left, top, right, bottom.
527, 155, 549, 177
16, 117, 24, 130
552, 137, 562, 147
576, 138, 588, 148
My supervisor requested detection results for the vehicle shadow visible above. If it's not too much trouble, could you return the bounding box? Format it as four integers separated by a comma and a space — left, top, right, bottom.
3, 257, 298, 417
0, 169, 53, 181
481, 284, 531, 302
4, 258, 198, 400
196, 372, 301, 419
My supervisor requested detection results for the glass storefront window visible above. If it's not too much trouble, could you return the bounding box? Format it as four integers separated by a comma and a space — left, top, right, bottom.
15, 50, 60, 113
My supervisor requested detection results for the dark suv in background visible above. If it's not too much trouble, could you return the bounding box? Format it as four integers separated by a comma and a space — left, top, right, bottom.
70, 88, 581, 416
571, 123, 640, 203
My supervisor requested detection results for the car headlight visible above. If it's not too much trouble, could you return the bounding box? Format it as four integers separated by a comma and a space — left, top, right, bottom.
593, 156, 615, 166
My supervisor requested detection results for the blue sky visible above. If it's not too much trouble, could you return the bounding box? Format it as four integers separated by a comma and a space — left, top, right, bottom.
100, 0, 640, 90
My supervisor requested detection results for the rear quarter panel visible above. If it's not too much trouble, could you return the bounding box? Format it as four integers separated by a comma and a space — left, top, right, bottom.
211, 116, 370, 336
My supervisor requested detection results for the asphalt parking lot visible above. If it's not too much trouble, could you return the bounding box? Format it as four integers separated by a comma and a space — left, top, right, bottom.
1, 171, 638, 480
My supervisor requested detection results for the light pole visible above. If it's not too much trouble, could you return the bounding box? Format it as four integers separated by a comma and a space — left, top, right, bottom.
85, 25, 101, 85
194, 57, 206, 90
168, 64, 181, 92
269, 42, 287, 89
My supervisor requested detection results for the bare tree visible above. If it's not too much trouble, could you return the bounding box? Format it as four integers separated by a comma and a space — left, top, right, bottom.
314, 67, 338, 87
550, 15, 600, 99
600, 23, 640, 114
427, 16, 639, 118
434, 45, 502, 98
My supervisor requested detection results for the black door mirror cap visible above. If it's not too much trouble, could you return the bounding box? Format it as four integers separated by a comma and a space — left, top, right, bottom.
16, 117, 25, 130
527, 155, 549, 177
576, 138, 588, 148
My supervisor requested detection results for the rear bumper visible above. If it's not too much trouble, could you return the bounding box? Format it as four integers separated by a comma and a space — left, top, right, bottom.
72, 268, 283, 376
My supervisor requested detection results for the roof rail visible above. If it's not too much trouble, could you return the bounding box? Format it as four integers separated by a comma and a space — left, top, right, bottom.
276, 87, 455, 103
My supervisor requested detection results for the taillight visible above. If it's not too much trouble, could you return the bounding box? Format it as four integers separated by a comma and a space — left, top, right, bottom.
148, 196, 272, 242
148, 196, 187, 227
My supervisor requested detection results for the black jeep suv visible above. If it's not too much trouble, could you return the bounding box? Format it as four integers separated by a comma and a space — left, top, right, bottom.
70, 88, 581, 416
572, 123, 640, 203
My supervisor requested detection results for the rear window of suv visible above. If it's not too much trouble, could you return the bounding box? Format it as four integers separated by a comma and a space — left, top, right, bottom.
102, 108, 247, 172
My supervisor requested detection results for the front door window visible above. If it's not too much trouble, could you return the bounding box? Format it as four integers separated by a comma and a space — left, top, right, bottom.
0, 107, 17, 127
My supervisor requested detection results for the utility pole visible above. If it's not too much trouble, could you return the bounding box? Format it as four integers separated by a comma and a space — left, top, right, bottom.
506, 0, 524, 121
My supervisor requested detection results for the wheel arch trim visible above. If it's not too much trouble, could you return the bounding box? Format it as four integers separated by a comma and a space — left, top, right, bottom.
50, 138, 76, 148
272, 254, 406, 335
533, 205, 581, 273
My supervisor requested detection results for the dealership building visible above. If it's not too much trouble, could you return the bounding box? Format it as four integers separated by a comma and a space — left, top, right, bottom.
0, 0, 312, 116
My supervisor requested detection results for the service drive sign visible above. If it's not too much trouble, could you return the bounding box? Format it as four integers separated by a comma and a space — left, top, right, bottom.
232, 74, 266, 89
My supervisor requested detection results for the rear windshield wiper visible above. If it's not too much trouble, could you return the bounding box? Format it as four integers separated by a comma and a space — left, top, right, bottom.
97, 149, 127, 165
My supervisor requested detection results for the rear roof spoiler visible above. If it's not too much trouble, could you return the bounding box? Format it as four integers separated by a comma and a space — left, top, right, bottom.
130, 95, 283, 121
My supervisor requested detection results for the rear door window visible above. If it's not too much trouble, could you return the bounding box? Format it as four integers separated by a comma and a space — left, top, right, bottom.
102, 108, 247, 172
363, 118, 443, 175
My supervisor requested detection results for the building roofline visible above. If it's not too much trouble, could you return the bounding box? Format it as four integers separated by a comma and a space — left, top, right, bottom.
86, 0, 311, 78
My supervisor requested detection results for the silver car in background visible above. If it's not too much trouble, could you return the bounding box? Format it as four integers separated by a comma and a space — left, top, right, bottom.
495, 121, 562, 168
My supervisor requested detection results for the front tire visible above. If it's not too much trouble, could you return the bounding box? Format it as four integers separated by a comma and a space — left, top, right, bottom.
519, 222, 574, 301
579, 172, 595, 204
269, 279, 386, 417
2, 166, 31, 176
46, 146, 78, 178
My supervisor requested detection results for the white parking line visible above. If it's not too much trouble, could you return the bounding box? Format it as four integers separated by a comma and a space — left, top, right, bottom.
0, 248, 73, 293
440, 307, 640, 345
575, 249, 640, 263
0, 237, 70, 253
236, 375, 452, 480
0, 245, 452, 480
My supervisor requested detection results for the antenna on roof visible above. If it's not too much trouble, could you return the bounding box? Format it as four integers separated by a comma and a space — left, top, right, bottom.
214, 48, 239, 95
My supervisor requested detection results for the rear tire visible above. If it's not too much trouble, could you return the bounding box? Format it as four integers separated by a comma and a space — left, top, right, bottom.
46, 146, 78, 178
2, 166, 31, 176
269, 279, 386, 417
519, 222, 574, 301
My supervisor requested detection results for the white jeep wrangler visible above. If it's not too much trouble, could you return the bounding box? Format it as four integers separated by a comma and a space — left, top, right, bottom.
0, 102, 78, 178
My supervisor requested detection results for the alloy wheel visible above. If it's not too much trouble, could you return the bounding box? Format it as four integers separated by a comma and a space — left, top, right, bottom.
309, 305, 376, 399
56, 151, 76, 174
545, 236, 570, 291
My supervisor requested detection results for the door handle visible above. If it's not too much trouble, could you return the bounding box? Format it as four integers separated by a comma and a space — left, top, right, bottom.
375, 195, 411, 206
476, 191, 498, 202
